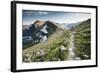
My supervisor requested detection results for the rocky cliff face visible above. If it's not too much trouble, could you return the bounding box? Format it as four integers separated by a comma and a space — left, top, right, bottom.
23, 20, 59, 49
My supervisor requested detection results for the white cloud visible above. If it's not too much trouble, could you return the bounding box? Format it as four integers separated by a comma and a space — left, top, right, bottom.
35, 11, 48, 15
24, 11, 48, 15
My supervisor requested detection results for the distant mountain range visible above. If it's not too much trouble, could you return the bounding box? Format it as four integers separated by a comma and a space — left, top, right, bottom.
61, 22, 82, 30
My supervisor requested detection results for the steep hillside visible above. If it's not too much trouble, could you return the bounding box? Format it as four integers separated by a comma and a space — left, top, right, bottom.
23, 29, 70, 62
74, 19, 91, 59
22, 20, 70, 62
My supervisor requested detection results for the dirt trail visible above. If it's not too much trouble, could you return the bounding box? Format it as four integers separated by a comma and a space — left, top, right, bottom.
67, 31, 76, 60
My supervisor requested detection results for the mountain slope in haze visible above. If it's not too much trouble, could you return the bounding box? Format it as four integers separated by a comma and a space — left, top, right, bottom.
74, 19, 91, 59
61, 22, 81, 30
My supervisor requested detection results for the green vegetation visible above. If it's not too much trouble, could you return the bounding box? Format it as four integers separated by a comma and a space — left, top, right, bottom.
22, 19, 91, 62
74, 19, 91, 59
23, 30, 70, 62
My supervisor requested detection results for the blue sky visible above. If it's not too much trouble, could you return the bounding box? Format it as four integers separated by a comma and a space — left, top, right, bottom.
22, 10, 91, 25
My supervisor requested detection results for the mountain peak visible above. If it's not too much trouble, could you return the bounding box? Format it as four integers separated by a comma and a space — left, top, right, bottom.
34, 20, 45, 28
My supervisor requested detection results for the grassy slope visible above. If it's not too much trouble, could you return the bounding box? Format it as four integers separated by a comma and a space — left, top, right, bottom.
74, 19, 91, 59
23, 29, 70, 62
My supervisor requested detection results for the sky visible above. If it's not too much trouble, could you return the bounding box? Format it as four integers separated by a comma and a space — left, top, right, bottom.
22, 10, 91, 25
